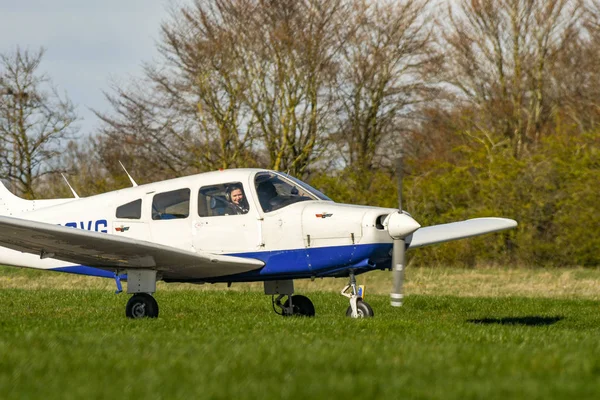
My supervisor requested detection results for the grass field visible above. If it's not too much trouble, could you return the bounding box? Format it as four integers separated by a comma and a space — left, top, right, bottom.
1, 266, 599, 399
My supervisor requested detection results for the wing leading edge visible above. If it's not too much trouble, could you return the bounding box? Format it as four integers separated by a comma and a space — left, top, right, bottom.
407, 217, 517, 249
0, 216, 264, 279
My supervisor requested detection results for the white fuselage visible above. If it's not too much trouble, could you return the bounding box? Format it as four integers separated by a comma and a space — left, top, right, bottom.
0, 169, 396, 280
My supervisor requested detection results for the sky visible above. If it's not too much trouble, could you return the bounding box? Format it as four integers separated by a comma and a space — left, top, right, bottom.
0, 0, 173, 136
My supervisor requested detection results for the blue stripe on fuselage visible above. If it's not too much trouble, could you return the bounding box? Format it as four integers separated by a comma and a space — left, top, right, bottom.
223, 243, 393, 280
50, 243, 393, 282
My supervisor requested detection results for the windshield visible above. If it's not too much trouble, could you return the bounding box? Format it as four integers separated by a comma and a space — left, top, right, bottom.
255, 172, 330, 213
277, 172, 332, 201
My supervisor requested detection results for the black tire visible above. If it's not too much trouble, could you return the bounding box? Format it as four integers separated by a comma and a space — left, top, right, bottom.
346, 299, 374, 318
283, 295, 315, 317
126, 293, 159, 319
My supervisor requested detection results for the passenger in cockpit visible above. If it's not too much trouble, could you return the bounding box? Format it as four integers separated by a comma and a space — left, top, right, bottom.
224, 184, 249, 215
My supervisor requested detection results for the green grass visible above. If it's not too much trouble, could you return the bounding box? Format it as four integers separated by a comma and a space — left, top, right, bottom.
1, 288, 599, 400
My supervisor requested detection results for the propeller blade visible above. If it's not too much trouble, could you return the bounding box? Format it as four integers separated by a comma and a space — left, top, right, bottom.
396, 156, 403, 211
391, 237, 405, 307
390, 155, 411, 307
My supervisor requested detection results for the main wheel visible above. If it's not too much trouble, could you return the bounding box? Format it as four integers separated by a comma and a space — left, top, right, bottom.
346, 299, 374, 318
126, 293, 159, 319
283, 295, 315, 317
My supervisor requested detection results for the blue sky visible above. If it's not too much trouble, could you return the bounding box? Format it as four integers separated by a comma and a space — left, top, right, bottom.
0, 0, 173, 136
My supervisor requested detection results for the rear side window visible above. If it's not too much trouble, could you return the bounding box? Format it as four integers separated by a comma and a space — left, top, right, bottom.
152, 188, 190, 220
116, 199, 142, 219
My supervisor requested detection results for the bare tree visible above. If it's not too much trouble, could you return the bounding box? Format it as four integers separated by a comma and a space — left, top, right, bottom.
151, 0, 260, 171
554, 0, 600, 131
161, 0, 344, 176
442, 0, 583, 158
233, 0, 344, 176
0, 48, 77, 199
95, 79, 207, 181
96, 0, 440, 180
587, 0, 600, 40
97, 0, 347, 178
96, 0, 269, 176
332, 0, 439, 173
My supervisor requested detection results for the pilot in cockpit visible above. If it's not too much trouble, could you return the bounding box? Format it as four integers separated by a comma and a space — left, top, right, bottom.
224, 184, 249, 215
257, 180, 278, 212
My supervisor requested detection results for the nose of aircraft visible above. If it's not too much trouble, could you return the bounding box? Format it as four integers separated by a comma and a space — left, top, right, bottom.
383, 212, 421, 239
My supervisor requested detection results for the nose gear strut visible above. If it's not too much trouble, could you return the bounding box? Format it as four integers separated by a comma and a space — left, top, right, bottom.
341, 269, 374, 318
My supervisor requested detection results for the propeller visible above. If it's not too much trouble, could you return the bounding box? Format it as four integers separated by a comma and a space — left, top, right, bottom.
384, 156, 420, 307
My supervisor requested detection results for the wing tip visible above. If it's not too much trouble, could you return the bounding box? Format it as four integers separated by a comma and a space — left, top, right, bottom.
472, 217, 518, 228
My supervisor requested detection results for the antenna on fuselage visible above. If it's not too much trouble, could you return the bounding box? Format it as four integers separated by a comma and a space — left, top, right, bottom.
60, 173, 80, 199
119, 161, 138, 187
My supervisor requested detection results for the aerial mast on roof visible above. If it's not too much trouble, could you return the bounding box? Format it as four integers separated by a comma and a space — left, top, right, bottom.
119, 161, 138, 187
60, 173, 80, 198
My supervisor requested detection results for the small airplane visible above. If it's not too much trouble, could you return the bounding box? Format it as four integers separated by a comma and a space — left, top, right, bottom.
0, 167, 517, 318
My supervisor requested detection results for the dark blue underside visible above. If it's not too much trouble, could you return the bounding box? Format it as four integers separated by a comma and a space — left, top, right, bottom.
51, 243, 393, 283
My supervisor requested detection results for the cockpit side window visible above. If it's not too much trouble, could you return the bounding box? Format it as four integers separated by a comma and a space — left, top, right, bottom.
116, 199, 142, 219
152, 188, 190, 220
255, 172, 317, 213
198, 182, 250, 217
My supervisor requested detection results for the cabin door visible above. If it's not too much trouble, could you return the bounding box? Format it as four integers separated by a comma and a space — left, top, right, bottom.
192, 181, 262, 254
146, 188, 194, 252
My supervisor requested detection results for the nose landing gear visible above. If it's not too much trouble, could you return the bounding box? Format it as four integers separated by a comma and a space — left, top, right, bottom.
341, 269, 374, 318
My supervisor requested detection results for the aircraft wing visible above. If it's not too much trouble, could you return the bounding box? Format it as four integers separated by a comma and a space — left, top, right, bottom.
407, 217, 517, 249
0, 215, 264, 279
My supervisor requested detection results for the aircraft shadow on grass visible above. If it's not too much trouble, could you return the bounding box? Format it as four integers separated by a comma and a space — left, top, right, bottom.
467, 316, 564, 326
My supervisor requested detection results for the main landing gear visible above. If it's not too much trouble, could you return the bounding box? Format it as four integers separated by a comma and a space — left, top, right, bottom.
266, 280, 316, 317
341, 269, 374, 318
274, 294, 316, 317
124, 269, 159, 319
126, 293, 159, 318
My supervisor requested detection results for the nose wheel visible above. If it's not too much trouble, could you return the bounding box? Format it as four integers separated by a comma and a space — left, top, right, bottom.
341, 270, 374, 318
345, 300, 374, 318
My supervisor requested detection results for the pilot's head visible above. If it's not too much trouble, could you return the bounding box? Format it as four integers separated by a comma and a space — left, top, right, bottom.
226, 185, 244, 205
257, 180, 277, 211
257, 181, 277, 199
